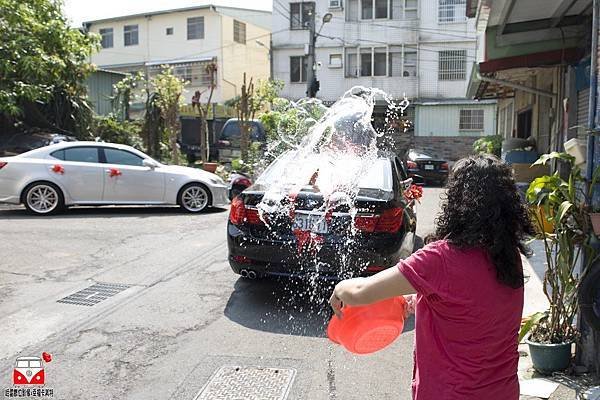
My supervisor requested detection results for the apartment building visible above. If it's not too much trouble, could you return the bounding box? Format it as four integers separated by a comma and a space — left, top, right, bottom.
85, 5, 272, 105
272, 0, 496, 159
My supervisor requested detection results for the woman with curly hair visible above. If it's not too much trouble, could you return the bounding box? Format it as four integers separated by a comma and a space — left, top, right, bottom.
330, 154, 535, 400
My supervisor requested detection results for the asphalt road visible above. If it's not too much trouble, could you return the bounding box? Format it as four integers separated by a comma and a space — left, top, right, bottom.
0, 187, 444, 400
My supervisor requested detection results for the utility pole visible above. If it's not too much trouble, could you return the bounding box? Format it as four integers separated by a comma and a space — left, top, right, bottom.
306, 9, 317, 98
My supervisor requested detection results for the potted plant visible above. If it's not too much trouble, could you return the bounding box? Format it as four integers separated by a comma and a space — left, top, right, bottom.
522, 152, 599, 374
589, 206, 600, 236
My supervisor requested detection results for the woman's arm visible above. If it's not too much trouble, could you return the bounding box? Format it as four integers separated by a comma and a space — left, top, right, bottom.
329, 267, 416, 318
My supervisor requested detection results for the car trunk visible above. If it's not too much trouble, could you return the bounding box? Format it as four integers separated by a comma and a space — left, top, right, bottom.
415, 159, 446, 172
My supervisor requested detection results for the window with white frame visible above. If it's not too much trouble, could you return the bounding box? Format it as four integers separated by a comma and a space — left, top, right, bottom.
290, 2, 315, 30
99, 28, 113, 48
166, 27, 173, 35
234, 20, 246, 44
290, 56, 308, 83
345, 48, 359, 77
438, 50, 466, 80
438, 0, 467, 23
346, 0, 417, 21
356, 47, 387, 77
149, 62, 214, 86
174, 66, 193, 83
187, 17, 204, 40
123, 25, 138, 46
329, 54, 343, 68
459, 109, 484, 131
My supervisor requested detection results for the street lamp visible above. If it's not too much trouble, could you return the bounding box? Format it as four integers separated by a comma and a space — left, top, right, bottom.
307, 13, 333, 97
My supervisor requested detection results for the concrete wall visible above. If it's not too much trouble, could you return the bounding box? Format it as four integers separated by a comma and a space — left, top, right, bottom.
415, 102, 497, 136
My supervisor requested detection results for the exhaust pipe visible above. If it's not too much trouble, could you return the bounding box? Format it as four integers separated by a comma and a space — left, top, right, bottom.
247, 270, 257, 280
240, 269, 249, 278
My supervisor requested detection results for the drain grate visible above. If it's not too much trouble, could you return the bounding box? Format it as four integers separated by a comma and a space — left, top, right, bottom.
57, 282, 131, 306
194, 366, 296, 400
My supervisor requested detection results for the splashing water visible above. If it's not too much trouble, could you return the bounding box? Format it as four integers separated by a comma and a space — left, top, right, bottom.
248, 87, 409, 333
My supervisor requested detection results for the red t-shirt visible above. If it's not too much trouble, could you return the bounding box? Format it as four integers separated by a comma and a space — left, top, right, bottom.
397, 240, 523, 400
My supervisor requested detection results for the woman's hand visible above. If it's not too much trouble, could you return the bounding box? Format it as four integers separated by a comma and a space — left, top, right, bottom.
329, 291, 344, 319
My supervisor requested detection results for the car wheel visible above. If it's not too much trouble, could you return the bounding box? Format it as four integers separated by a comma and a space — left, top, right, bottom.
23, 182, 64, 215
178, 183, 211, 213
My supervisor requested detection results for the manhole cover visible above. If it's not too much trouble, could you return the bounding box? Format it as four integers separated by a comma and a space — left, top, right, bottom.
194, 366, 296, 400
57, 282, 131, 306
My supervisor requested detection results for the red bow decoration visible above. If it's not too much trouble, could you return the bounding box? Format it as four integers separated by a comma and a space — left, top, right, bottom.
42, 352, 52, 363
51, 164, 64, 174
293, 229, 324, 255
109, 168, 122, 178
403, 184, 423, 203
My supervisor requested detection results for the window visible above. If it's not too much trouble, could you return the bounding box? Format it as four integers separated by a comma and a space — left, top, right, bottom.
290, 56, 308, 83
459, 109, 484, 131
234, 20, 246, 44
290, 2, 315, 30
361, 0, 389, 19
438, 50, 466, 80
360, 48, 372, 76
174, 66, 193, 83
52, 147, 100, 163
124, 24, 138, 46
346, 0, 359, 21
99, 28, 113, 48
329, 54, 343, 68
187, 17, 204, 40
346, 48, 359, 77
103, 148, 144, 166
403, 47, 417, 76
166, 27, 173, 35
348, 0, 417, 20
439, 0, 467, 23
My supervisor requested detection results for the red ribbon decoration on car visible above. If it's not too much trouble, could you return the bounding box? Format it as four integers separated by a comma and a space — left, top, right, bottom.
51, 164, 64, 174
109, 168, 122, 178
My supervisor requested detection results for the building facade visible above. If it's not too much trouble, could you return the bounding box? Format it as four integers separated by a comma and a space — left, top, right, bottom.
85, 5, 272, 105
271, 0, 496, 158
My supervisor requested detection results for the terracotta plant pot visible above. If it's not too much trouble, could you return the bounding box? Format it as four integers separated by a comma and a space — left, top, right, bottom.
202, 162, 218, 173
590, 213, 600, 235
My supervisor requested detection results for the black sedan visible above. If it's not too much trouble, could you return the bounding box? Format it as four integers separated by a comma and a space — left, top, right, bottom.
227, 153, 418, 281
0, 132, 76, 157
405, 149, 449, 186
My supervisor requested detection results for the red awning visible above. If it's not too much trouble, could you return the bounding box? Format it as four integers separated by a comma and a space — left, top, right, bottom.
479, 48, 584, 74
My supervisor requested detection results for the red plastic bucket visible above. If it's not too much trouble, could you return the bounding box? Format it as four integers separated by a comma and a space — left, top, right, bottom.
327, 296, 406, 354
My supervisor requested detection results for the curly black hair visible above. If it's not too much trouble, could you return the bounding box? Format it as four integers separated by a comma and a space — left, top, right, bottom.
433, 154, 535, 288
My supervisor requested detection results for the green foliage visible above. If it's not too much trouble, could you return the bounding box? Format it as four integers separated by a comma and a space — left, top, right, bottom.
92, 115, 143, 149
258, 97, 327, 165
111, 72, 144, 121
150, 67, 186, 164
525, 152, 600, 344
0, 0, 99, 135
473, 135, 503, 157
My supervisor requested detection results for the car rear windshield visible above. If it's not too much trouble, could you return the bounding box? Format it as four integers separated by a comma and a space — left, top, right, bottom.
220, 122, 263, 141
256, 152, 392, 192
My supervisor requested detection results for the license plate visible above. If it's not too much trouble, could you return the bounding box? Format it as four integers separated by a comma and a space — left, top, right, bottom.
424, 164, 434, 170
294, 213, 329, 234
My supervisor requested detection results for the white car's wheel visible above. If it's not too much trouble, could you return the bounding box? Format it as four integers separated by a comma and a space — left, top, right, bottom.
23, 182, 64, 215
179, 183, 211, 213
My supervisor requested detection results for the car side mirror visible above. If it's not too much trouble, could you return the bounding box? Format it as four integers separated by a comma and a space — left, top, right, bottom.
143, 159, 159, 169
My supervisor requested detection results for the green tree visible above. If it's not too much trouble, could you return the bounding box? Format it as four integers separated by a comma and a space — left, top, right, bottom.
151, 67, 186, 164
0, 0, 99, 136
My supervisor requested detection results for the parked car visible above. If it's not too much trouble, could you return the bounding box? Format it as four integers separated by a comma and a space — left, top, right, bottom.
228, 171, 252, 200
0, 142, 229, 215
405, 149, 449, 185
227, 152, 417, 281
0, 132, 76, 156
214, 119, 266, 163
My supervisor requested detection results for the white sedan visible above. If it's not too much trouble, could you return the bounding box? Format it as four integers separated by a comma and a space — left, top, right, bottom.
0, 142, 229, 215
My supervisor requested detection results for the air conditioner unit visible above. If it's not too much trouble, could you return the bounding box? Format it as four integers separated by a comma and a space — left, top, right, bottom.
329, 0, 342, 9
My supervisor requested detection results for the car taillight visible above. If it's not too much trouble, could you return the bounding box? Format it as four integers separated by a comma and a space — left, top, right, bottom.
406, 161, 417, 169
441, 162, 449, 170
376, 207, 404, 233
0, 162, 7, 170
229, 197, 265, 225
354, 207, 404, 234
229, 196, 246, 225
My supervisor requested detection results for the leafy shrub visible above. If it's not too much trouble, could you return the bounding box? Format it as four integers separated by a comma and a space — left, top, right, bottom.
92, 115, 144, 149
473, 135, 503, 157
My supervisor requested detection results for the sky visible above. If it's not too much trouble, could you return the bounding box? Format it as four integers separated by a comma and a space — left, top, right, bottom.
62, 0, 272, 26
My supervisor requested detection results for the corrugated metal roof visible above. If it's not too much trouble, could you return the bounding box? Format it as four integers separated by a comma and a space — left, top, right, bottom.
413, 99, 497, 106
145, 56, 215, 67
